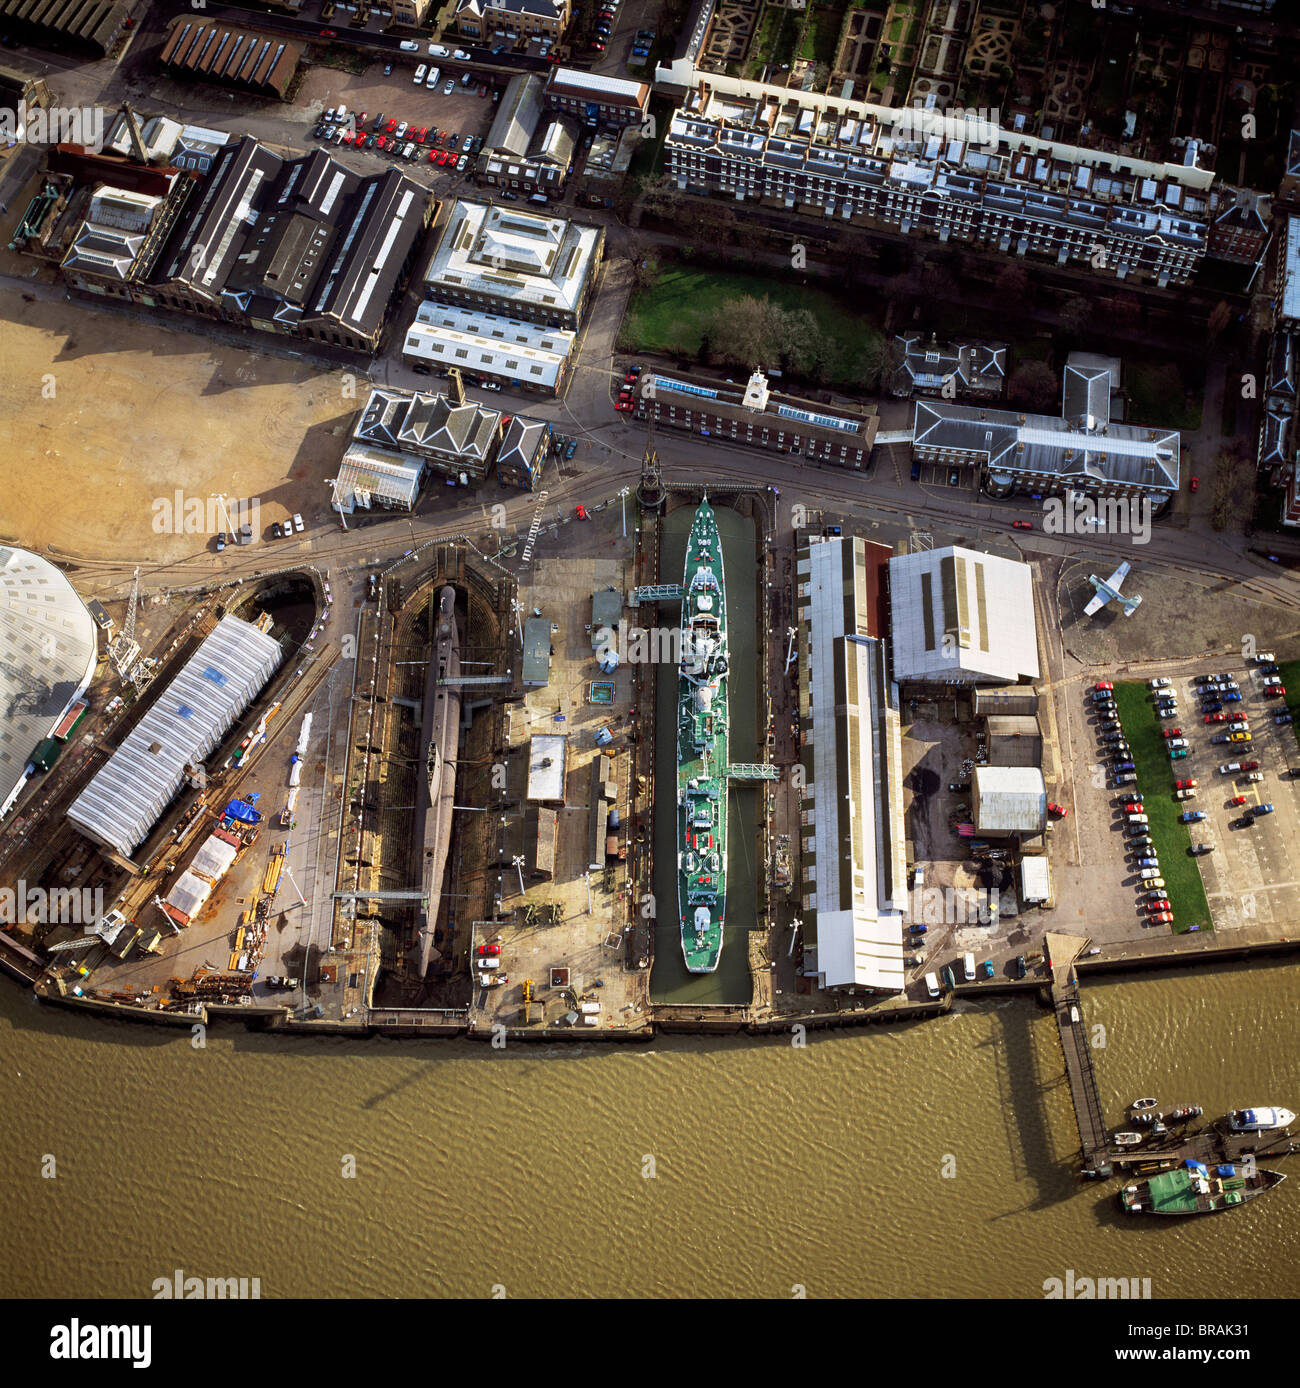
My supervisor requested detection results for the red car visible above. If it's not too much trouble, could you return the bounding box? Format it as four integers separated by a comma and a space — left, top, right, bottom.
1175, 778, 1198, 790
386, 118, 398, 132
575, 505, 589, 520
437, 150, 450, 165
1146, 900, 1170, 914
1048, 802, 1068, 818
1229, 795, 1247, 806
1123, 801, 1143, 813
624, 372, 639, 384
358, 112, 368, 126
1149, 911, 1174, 926
1012, 519, 1033, 530
320, 28, 337, 37
475, 944, 501, 957
616, 398, 634, 412
1162, 727, 1183, 739
427, 149, 439, 162
1095, 681, 1113, 692
1243, 760, 1260, 770
1204, 712, 1226, 723
1264, 683, 1286, 696
414, 126, 428, 142
1190, 476, 1199, 492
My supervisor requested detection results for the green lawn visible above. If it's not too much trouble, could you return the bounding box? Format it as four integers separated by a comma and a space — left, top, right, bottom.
621, 266, 885, 388
1125, 360, 1203, 431
799, 7, 844, 67
1276, 660, 1300, 764
1113, 682, 1213, 934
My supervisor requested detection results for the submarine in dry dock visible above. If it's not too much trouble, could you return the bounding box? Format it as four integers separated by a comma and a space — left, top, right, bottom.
413, 585, 460, 979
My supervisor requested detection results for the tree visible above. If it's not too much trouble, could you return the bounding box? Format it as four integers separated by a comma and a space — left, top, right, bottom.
994, 263, 1033, 308
1056, 295, 1094, 340
1101, 292, 1142, 332
710, 294, 773, 370
1206, 300, 1232, 343
1008, 360, 1060, 413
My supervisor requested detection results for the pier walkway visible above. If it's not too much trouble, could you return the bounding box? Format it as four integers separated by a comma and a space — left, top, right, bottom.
1046, 932, 1300, 1178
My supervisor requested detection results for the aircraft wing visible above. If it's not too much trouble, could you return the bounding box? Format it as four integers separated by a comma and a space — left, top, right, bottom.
1083, 588, 1109, 617
1106, 560, 1131, 591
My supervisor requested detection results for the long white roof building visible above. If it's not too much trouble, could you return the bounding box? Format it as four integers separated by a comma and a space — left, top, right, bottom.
68, 614, 281, 859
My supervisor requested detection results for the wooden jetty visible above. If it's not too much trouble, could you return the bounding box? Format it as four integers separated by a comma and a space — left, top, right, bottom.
1044, 933, 1300, 1178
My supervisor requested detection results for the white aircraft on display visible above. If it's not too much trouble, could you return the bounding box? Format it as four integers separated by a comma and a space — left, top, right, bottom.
1084, 560, 1142, 617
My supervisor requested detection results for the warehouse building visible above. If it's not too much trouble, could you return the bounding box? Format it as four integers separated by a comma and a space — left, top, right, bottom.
796, 535, 905, 994
522, 617, 552, 687
0, 0, 136, 56
0, 547, 98, 823
972, 766, 1047, 838
525, 733, 566, 801
401, 302, 575, 395
985, 715, 1042, 768
495, 414, 549, 490
888, 546, 1039, 686
544, 68, 649, 130
422, 199, 604, 330
158, 19, 303, 100
330, 446, 426, 514
68, 615, 282, 860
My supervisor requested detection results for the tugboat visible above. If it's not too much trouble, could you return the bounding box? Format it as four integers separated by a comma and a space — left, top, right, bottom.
1226, 1106, 1296, 1132
1120, 1161, 1286, 1216
677, 498, 729, 974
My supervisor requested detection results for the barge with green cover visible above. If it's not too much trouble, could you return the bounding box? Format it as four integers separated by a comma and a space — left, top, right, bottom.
677, 499, 729, 973
1120, 1161, 1286, 1216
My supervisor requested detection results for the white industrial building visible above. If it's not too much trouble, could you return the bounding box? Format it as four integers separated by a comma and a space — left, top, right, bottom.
401, 302, 575, 394
972, 766, 1047, 836
796, 535, 906, 993
525, 733, 567, 803
421, 199, 604, 330
0, 547, 99, 822
331, 446, 426, 514
889, 546, 1039, 685
68, 615, 282, 859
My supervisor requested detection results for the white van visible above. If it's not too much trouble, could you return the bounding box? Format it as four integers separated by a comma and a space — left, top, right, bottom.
427, 67, 440, 87
962, 952, 976, 982
924, 972, 941, 999
414, 64, 426, 85
428, 43, 449, 56
453, 48, 470, 59
399, 39, 419, 52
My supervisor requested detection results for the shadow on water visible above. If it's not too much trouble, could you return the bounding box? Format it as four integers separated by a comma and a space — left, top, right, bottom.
651, 500, 758, 1007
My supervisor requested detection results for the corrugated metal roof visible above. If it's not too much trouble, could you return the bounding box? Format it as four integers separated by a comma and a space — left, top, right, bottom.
68, 615, 281, 858
1020, 855, 1051, 901
973, 766, 1047, 833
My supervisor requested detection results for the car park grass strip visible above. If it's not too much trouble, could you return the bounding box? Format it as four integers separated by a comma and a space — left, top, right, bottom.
1113, 682, 1213, 933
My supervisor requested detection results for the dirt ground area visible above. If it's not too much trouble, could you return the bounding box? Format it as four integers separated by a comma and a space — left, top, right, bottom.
474, 547, 651, 1031
0, 284, 357, 563
1055, 559, 1300, 668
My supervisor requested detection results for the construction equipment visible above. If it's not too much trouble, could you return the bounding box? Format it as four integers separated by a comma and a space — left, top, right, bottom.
521, 978, 535, 1024
107, 567, 141, 681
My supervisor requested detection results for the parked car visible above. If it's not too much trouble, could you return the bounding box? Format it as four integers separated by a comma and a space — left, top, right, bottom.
1175, 778, 1198, 789
293, 513, 304, 532
214, 532, 226, 551
1115, 760, 1136, 771
1114, 772, 1136, 785
1149, 911, 1174, 926
1264, 683, 1286, 696
1190, 842, 1214, 856
1180, 810, 1206, 823
1253, 802, 1276, 816
1190, 476, 1199, 492
1149, 677, 1171, 690
1218, 762, 1243, 774
1166, 737, 1188, 749
1174, 788, 1196, 800
1047, 802, 1068, 818
1170, 748, 1189, 759
1013, 955, 1027, 979
1095, 680, 1114, 692
1229, 731, 1252, 742
1011, 519, 1033, 530
1204, 712, 1226, 723
399, 39, 419, 52
1137, 857, 1160, 869
1223, 691, 1242, 702
1127, 813, 1149, 825
1243, 760, 1260, 770
1276, 712, 1294, 724
1246, 771, 1265, 782
1229, 795, 1247, 806
1161, 727, 1183, 739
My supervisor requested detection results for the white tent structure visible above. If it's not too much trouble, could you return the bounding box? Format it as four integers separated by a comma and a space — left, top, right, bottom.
68, 615, 281, 858
0, 547, 98, 821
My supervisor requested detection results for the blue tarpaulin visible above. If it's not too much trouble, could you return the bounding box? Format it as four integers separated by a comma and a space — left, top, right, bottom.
223, 798, 262, 824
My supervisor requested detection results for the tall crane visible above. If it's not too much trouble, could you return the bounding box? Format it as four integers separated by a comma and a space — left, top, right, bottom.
108, 568, 141, 682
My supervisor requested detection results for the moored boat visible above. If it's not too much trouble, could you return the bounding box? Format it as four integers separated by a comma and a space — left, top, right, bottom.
1130, 1097, 1159, 1112
1167, 1104, 1203, 1123
1113, 1131, 1145, 1147
1226, 1106, 1295, 1132
1120, 1162, 1286, 1216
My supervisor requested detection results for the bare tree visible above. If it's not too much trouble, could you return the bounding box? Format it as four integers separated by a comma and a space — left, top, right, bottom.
1008, 360, 1060, 412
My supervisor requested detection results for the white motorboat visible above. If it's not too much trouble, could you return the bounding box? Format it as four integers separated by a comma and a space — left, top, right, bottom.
1130, 1097, 1159, 1112
1113, 1131, 1145, 1147
1227, 1106, 1296, 1133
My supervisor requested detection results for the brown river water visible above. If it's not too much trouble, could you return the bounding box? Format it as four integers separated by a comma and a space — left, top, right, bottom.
1, 958, 1296, 1299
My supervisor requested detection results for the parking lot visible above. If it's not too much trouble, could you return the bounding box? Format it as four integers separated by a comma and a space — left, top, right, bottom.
1082, 659, 1300, 937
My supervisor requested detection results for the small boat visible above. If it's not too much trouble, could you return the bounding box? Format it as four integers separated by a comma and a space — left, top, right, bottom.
1130, 1097, 1159, 1112
1227, 1106, 1296, 1132
1120, 1163, 1286, 1216
1132, 1110, 1162, 1127
1113, 1131, 1145, 1147
1167, 1104, 1203, 1123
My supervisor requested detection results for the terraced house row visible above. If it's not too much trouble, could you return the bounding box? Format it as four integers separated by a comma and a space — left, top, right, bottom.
663, 75, 1258, 289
